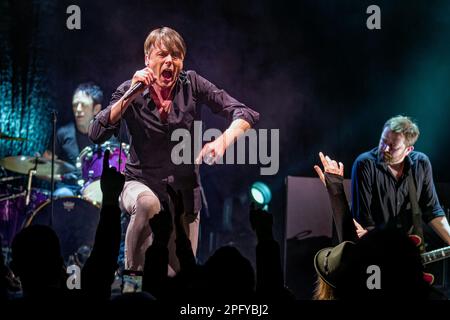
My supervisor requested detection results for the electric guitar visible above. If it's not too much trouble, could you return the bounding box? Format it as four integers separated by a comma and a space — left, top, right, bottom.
421, 245, 450, 266
409, 234, 450, 284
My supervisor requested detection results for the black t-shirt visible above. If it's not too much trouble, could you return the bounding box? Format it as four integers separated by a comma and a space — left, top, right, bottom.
50, 122, 91, 166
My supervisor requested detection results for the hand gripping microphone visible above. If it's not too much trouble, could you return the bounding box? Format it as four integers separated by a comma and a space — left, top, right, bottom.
122, 81, 145, 100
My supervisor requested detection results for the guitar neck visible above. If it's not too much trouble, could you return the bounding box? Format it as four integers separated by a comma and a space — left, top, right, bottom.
421, 246, 450, 265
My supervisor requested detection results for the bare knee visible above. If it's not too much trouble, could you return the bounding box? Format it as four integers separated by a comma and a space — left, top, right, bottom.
135, 192, 161, 219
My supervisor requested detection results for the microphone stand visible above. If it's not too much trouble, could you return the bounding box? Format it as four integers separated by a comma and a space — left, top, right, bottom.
50, 110, 57, 227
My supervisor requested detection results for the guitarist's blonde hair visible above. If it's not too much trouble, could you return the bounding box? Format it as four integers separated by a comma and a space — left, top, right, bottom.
313, 276, 337, 300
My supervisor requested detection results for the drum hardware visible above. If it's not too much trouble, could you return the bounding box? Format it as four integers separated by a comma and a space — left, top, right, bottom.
1, 188, 49, 247
0, 150, 61, 246
77, 142, 129, 205
25, 168, 36, 206
0, 132, 28, 141
0, 138, 127, 258
74, 245, 92, 268
0, 176, 22, 183
0, 155, 76, 180
0, 190, 26, 202
25, 156, 38, 206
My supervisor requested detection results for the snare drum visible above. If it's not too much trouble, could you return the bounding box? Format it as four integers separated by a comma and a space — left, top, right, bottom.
26, 196, 100, 261
77, 142, 129, 204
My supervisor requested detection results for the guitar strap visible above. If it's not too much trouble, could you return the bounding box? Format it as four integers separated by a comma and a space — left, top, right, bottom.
407, 173, 425, 253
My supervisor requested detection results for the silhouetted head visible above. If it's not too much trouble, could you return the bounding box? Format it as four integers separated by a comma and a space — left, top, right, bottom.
10, 225, 65, 296
202, 246, 255, 300
338, 228, 430, 300
110, 291, 156, 307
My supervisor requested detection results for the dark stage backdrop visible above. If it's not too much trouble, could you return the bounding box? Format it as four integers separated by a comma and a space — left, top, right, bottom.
2, 0, 450, 263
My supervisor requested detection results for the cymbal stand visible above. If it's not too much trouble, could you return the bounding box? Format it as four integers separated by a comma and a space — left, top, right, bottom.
25, 167, 36, 206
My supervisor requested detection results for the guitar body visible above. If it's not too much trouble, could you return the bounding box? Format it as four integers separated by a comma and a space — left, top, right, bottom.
422, 272, 435, 285
408, 234, 450, 285
409, 234, 434, 285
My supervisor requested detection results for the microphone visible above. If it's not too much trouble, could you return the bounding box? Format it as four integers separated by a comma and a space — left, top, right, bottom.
123, 81, 145, 100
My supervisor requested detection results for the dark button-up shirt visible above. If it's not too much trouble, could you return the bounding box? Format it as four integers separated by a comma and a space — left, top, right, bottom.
351, 147, 445, 233
88, 70, 259, 213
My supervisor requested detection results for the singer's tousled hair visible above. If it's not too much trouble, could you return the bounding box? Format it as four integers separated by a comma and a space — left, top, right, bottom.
144, 27, 186, 59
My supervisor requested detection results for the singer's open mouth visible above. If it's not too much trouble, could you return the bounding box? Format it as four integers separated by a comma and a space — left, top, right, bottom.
161, 69, 173, 80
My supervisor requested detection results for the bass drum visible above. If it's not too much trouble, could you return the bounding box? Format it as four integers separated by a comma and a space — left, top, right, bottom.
26, 197, 100, 261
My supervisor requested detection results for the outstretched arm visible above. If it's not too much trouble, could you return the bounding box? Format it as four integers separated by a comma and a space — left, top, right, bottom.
81, 149, 125, 299
419, 157, 450, 245
191, 71, 258, 164
314, 152, 359, 242
195, 119, 250, 164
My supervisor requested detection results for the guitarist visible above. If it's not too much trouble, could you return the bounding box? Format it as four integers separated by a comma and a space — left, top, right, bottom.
314, 151, 448, 299
350, 115, 450, 247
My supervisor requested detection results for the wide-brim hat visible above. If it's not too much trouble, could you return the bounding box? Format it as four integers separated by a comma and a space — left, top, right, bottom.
314, 241, 356, 289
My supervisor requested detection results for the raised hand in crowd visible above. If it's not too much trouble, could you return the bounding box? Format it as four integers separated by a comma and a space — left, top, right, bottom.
81, 149, 125, 300
313, 152, 360, 242
249, 202, 290, 300
249, 202, 274, 242
143, 201, 172, 298
101, 149, 126, 206
148, 201, 173, 248
166, 184, 197, 277
314, 151, 344, 186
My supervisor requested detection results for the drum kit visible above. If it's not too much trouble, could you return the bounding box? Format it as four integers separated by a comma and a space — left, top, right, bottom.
0, 132, 129, 263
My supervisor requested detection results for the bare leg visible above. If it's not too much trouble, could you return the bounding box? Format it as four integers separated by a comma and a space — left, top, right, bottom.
122, 183, 160, 271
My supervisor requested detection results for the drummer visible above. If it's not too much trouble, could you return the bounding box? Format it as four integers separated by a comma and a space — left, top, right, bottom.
43, 82, 104, 196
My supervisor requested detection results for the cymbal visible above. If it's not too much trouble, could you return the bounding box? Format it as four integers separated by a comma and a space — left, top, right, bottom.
0, 132, 28, 141
0, 156, 76, 179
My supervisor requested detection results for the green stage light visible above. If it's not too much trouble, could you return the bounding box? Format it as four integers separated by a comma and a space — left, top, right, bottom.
250, 182, 272, 207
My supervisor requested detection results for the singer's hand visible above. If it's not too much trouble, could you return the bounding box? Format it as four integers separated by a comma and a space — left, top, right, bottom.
109, 67, 157, 124
195, 135, 227, 165
126, 67, 156, 98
